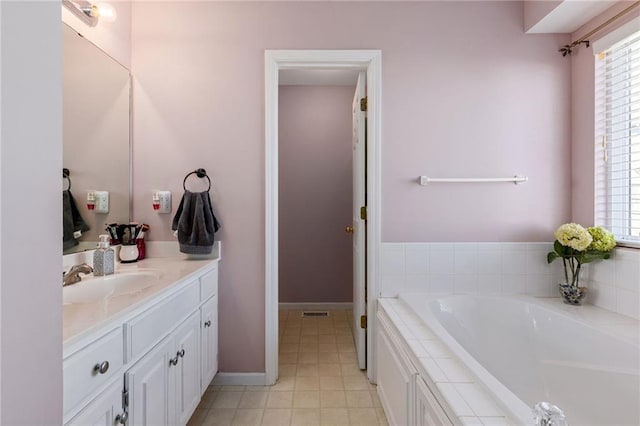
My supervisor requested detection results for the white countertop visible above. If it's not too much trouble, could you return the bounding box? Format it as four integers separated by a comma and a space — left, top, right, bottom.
63, 247, 220, 352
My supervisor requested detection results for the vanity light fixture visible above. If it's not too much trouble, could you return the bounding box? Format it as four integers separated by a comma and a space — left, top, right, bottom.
62, 0, 117, 27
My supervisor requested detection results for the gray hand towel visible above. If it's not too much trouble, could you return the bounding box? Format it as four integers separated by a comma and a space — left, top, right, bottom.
63, 189, 89, 251
171, 190, 221, 254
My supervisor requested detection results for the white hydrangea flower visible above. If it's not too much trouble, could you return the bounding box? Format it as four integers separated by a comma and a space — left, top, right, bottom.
554, 223, 592, 251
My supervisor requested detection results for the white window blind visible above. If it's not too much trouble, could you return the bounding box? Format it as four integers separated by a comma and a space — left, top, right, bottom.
595, 30, 640, 246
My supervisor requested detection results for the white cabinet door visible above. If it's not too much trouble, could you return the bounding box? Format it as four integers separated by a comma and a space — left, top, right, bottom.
377, 319, 417, 426
66, 379, 123, 426
174, 310, 202, 425
415, 377, 452, 426
200, 295, 218, 393
127, 336, 175, 426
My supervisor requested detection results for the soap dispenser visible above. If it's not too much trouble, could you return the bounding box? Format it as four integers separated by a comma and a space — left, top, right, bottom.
93, 234, 115, 276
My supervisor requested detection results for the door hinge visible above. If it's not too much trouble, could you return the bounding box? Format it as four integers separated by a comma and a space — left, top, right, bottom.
360, 206, 367, 221
360, 315, 367, 329
360, 97, 367, 112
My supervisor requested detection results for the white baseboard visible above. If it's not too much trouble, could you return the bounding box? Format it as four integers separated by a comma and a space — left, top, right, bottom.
279, 302, 353, 310
212, 372, 267, 386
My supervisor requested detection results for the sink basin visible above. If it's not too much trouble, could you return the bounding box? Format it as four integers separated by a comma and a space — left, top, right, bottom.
63, 270, 163, 305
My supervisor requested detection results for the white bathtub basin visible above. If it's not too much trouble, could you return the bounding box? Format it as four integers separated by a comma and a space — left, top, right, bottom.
63, 270, 162, 305
399, 294, 640, 425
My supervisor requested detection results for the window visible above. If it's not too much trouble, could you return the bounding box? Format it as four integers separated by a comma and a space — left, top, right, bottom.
595, 28, 640, 246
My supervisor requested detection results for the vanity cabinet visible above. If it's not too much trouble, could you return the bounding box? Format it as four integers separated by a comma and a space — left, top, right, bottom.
63, 327, 124, 414
63, 260, 219, 426
127, 336, 174, 425
200, 295, 218, 393
67, 379, 124, 426
127, 311, 201, 426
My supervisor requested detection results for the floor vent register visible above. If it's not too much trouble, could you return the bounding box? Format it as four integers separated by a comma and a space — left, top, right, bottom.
301, 311, 329, 317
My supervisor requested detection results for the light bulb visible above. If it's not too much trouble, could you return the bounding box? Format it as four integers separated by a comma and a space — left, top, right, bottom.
96, 3, 117, 23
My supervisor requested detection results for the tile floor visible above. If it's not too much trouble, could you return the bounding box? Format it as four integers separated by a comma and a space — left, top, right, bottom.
187, 309, 388, 426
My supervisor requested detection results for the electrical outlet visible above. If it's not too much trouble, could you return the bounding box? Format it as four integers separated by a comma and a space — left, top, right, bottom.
94, 191, 109, 213
157, 191, 171, 214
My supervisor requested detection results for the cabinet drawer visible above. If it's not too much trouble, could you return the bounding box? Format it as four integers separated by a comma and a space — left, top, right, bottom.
125, 280, 199, 362
200, 267, 218, 301
63, 327, 124, 416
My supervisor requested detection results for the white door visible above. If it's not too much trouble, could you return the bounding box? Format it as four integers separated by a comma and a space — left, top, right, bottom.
352, 71, 367, 370
174, 311, 202, 425
127, 336, 174, 426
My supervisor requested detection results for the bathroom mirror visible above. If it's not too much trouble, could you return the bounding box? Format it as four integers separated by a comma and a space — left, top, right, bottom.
63, 23, 131, 254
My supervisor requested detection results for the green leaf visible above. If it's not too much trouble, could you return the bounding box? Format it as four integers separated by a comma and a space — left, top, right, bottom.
580, 251, 608, 264
547, 252, 560, 264
553, 240, 565, 256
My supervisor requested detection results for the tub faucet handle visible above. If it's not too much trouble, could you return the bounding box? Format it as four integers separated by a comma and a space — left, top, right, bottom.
533, 401, 567, 426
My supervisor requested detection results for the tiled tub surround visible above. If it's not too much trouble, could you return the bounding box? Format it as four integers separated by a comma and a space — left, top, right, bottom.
378, 295, 640, 425
380, 243, 640, 319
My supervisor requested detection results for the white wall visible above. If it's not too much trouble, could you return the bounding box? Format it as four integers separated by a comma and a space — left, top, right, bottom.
0, 2, 62, 424
524, 0, 563, 32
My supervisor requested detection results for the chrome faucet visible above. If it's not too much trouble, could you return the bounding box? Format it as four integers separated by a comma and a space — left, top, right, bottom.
533, 402, 567, 426
63, 263, 94, 286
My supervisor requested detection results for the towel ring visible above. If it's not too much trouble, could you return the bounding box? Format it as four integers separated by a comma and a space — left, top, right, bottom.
63, 168, 71, 191
183, 168, 211, 192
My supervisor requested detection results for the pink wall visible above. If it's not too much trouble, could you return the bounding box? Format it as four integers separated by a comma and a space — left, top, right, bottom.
131, 1, 571, 372
571, 2, 640, 226
279, 86, 354, 304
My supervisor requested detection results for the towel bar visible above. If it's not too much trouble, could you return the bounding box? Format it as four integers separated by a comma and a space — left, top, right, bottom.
418, 175, 528, 185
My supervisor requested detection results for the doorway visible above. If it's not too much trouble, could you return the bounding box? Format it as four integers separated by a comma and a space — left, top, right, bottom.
278, 81, 356, 306
264, 50, 382, 386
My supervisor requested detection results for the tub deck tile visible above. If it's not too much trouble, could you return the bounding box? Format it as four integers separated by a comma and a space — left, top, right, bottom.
459, 417, 484, 425
420, 339, 451, 358
454, 384, 504, 417
406, 339, 429, 357
478, 416, 511, 425
435, 383, 475, 417
435, 358, 474, 383
418, 357, 448, 383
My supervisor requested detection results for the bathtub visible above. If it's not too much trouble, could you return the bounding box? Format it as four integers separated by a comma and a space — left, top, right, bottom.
397, 293, 640, 425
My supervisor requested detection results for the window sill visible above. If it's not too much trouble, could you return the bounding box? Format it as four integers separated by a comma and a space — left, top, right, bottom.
615, 240, 640, 250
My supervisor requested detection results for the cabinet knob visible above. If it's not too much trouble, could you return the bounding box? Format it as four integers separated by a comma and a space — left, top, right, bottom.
204, 320, 212, 328
93, 361, 109, 375
178, 349, 185, 358
169, 356, 179, 367
115, 411, 128, 424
